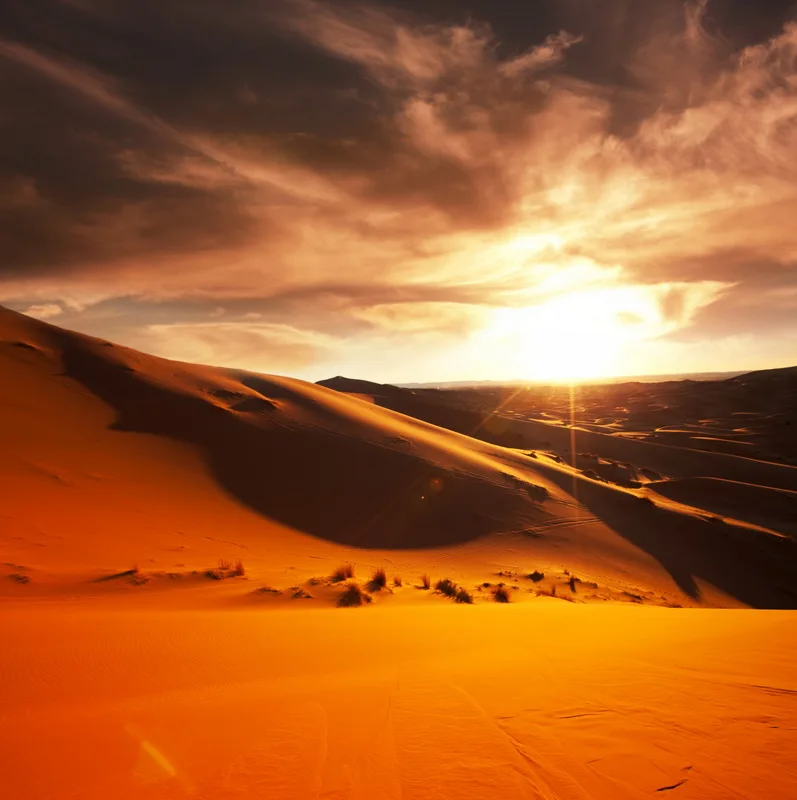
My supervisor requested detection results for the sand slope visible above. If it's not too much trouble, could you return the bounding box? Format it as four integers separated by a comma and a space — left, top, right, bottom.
2, 304, 797, 608
2, 305, 797, 799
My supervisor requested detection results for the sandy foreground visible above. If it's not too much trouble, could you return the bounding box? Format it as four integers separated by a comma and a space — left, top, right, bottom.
1, 305, 796, 797
0, 601, 797, 800
2, 600, 796, 799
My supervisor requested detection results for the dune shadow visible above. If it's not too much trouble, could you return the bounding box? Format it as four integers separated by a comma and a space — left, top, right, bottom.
540, 467, 797, 609
59, 341, 533, 549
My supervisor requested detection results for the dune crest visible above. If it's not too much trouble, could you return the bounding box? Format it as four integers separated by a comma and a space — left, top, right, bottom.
2, 304, 796, 609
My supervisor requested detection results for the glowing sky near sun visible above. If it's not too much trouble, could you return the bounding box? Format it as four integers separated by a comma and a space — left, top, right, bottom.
1, 0, 796, 382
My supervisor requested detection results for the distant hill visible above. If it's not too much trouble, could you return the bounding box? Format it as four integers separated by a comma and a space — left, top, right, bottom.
398, 371, 747, 389
315, 375, 408, 397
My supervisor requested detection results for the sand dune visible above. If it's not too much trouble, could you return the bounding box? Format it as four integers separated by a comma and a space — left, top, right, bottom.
3, 304, 795, 608
2, 305, 797, 799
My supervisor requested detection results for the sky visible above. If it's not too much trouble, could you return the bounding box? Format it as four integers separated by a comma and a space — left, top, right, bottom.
1, 0, 796, 383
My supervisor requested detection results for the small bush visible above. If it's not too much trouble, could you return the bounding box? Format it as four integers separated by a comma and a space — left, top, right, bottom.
527, 571, 545, 582
331, 563, 355, 582
455, 587, 473, 604
435, 578, 457, 597
493, 586, 511, 603
420, 574, 431, 590
393, 575, 402, 587
204, 559, 246, 580
337, 583, 371, 607
369, 566, 387, 590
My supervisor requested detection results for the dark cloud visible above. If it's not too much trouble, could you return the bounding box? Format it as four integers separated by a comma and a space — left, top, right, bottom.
1, 0, 796, 378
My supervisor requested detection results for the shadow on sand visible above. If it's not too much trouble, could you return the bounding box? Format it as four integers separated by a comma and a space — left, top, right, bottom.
539, 465, 797, 609
60, 339, 535, 550
60, 337, 797, 607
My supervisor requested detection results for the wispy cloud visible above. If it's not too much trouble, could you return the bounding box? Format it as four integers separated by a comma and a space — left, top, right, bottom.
1, 0, 796, 378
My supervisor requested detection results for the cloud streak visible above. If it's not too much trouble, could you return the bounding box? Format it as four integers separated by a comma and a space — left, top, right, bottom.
1, 0, 796, 379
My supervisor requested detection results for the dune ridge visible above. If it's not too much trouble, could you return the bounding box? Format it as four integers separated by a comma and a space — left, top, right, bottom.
2, 304, 796, 609
2, 305, 797, 799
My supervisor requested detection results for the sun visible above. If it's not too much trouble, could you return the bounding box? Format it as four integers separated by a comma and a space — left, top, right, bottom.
484, 289, 653, 382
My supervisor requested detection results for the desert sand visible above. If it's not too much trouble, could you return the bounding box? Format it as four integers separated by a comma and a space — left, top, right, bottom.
1, 304, 796, 798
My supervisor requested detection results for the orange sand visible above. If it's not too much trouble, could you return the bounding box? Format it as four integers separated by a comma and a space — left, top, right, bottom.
1, 305, 796, 798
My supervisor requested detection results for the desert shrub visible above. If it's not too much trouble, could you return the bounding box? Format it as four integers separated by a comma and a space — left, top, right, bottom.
455, 587, 473, 604
493, 585, 511, 603
368, 566, 387, 590
435, 578, 457, 597
420, 574, 431, 590
393, 575, 402, 587
330, 563, 355, 582
337, 583, 371, 607
204, 559, 246, 580
527, 570, 545, 582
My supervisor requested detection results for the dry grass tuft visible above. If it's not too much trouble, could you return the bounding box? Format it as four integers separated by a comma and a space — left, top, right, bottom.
337, 583, 372, 607
435, 578, 458, 598
330, 563, 355, 582
420, 574, 431, 590
368, 566, 387, 590
493, 585, 511, 603
393, 575, 403, 587
204, 559, 247, 580
455, 587, 473, 604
